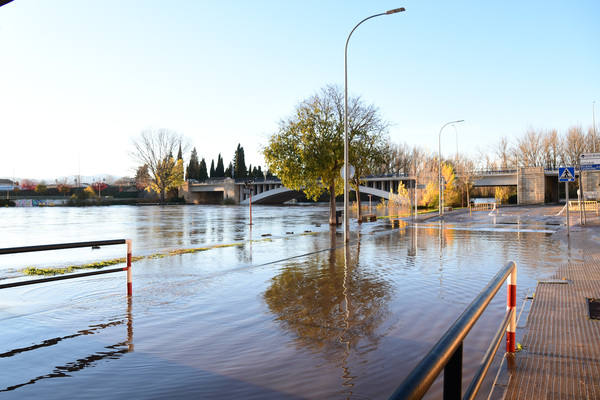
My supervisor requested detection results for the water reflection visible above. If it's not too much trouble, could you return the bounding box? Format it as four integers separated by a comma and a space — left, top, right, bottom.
1, 298, 133, 392
263, 228, 391, 396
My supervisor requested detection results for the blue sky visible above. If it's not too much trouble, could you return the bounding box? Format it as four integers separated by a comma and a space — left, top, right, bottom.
0, 1, 598, 180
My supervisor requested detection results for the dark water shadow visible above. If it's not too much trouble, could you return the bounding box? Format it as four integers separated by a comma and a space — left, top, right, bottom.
1, 298, 134, 393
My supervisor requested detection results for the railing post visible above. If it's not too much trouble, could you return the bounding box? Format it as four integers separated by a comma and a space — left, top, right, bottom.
506, 263, 517, 352
443, 342, 463, 400
126, 239, 133, 296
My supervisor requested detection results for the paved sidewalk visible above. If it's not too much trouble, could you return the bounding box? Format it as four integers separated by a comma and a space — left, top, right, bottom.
505, 255, 600, 399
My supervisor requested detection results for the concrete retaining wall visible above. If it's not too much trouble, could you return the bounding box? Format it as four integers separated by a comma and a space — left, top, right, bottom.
518, 167, 545, 205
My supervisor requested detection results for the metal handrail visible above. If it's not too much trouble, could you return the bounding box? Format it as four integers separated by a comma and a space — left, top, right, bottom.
389, 261, 517, 400
0, 239, 133, 295
0, 239, 127, 255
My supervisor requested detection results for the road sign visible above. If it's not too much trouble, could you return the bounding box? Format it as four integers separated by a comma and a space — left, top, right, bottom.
558, 167, 575, 182
340, 164, 355, 179
580, 153, 600, 171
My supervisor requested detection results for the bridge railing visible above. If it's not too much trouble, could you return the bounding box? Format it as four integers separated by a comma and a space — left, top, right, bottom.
0, 239, 133, 295
389, 261, 517, 400
469, 169, 517, 175
234, 177, 282, 184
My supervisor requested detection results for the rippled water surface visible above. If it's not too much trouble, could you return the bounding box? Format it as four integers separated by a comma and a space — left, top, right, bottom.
0, 205, 582, 399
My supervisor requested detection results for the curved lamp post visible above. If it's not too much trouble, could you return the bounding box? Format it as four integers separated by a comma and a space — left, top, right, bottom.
344, 7, 405, 243
438, 120, 464, 217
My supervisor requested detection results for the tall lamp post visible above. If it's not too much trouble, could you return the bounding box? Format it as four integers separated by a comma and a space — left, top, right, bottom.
438, 120, 464, 217
344, 7, 405, 244
593, 101, 597, 152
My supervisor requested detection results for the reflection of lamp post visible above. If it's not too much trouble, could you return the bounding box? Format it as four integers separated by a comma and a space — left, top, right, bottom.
438, 120, 464, 217
344, 7, 406, 244
244, 180, 254, 225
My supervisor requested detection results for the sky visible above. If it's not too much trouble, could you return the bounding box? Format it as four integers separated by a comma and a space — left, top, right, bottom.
0, 0, 598, 182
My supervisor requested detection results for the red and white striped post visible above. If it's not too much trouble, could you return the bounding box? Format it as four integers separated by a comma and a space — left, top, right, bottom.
125, 239, 132, 296
506, 264, 517, 352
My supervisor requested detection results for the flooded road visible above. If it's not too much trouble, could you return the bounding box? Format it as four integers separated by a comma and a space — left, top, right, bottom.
0, 205, 582, 399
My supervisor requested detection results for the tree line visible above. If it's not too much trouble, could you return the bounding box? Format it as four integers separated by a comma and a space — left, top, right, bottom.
132, 129, 274, 203
263, 85, 598, 223
185, 144, 273, 182
131, 90, 596, 210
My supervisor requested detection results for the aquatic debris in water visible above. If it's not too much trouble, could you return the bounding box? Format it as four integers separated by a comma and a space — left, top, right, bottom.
20, 237, 287, 277
22, 243, 241, 276
516, 343, 524, 352
22, 256, 145, 276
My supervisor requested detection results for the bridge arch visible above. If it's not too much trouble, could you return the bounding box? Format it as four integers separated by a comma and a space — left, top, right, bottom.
241, 185, 390, 205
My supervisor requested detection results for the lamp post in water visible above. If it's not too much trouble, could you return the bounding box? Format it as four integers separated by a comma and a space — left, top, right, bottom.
344, 7, 405, 243
438, 120, 464, 217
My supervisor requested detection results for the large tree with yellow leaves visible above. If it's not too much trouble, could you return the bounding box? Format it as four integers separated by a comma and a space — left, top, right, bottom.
132, 129, 185, 203
264, 85, 388, 224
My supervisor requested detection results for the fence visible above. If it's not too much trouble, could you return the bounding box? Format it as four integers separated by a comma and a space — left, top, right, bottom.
0, 239, 133, 295
389, 261, 517, 400
568, 200, 598, 215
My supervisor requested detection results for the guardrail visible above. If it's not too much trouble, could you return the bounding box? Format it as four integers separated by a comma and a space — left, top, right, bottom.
569, 200, 599, 215
0, 239, 133, 295
389, 261, 517, 400
470, 202, 498, 215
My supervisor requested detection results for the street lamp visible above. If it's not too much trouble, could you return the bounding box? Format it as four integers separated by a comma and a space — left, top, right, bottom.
593, 101, 597, 152
344, 7, 405, 244
438, 120, 464, 217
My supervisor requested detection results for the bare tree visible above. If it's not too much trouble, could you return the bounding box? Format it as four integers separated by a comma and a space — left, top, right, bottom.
586, 125, 600, 153
561, 125, 586, 166
495, 137, 511, 169
131, 129, 187, 203
516, 129, 543, 167
541, 129, 560, 169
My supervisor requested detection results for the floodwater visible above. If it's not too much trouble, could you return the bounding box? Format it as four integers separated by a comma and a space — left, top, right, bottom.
0, 205, 582, 399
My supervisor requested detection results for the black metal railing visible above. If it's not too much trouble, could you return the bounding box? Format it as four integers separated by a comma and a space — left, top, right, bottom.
389, 261, 517, 400
0, 239, 133, 294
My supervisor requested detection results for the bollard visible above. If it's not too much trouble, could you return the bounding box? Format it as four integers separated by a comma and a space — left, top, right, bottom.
125, 239, 133, 296
506, 265, 517, 352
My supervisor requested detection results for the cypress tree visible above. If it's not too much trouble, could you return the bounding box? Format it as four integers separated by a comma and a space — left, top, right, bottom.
199, 158, 208, 181
186, 148, 200, 181
210, 160, 215, 178
177, 144, 183, 161
215, 154, 225, 177
233, 144, 247, 179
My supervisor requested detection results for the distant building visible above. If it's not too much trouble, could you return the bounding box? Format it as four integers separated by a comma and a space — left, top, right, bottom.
0, 179, 15, 191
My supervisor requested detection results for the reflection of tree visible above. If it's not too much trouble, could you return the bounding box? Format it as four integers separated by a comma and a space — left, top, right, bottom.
263, 245, 391, 358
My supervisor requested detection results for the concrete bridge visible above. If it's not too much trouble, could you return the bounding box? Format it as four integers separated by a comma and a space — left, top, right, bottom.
180, 168, 600, 205
180, 174, 416, 205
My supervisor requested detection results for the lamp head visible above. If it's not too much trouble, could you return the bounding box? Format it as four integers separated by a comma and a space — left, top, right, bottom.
386, 7, 406, 14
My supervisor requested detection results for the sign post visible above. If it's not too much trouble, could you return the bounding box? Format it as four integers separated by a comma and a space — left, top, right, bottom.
566, 181, 570, 236
559, 167, 575, 236
579, 153, 600, 224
